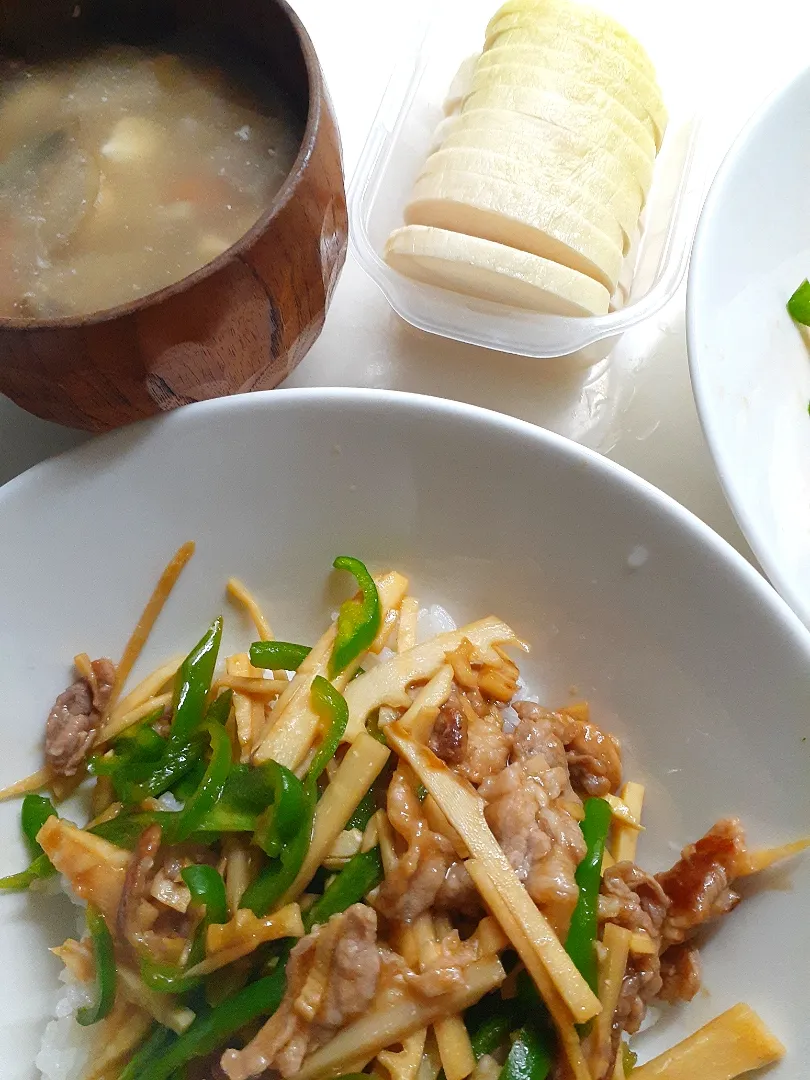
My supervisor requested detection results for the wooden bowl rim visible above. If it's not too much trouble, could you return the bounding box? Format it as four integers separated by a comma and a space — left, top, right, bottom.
0, 0, 328, 332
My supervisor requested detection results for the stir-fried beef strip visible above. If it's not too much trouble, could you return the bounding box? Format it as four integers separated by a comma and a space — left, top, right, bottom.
89, 657, 116, 713
600, 862, 670, 1044
373, 767, 456, 923
429, 687, 511, 786
564, 718, 622, 797
407, 928, 482, 997
429, 694, 468, 765
117, 823, 163, 948
655, 817, 746, 948
435, 859, 481, 917
221, 904, 380, 1080
599, 818, 751, 1069
481, 705, 586, 937
45, 656, 116, 776
657, 942, 701, 1003
458, 701, 512, 784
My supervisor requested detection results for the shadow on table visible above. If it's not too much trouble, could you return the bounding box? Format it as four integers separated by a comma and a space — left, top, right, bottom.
0, 395, 90, 487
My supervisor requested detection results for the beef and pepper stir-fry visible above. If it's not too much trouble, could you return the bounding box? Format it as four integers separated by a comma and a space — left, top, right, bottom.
1, 544, 805, 1080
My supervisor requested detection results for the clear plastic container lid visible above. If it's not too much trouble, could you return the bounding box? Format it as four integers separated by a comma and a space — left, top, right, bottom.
348, 0, 712, 362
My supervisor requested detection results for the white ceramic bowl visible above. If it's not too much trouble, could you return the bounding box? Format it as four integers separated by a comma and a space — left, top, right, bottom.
687, 64, 810, 626
0, 389, 808, 1079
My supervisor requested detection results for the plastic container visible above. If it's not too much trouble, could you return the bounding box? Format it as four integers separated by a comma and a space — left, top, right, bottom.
348, 0, 711, 365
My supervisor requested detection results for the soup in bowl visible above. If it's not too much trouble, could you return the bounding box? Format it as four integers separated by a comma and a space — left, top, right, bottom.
0, 44, 303, 318
0, 0, 348, 431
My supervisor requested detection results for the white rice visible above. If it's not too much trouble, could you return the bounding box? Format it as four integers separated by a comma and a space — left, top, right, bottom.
415, 604, 457, 642
35, 971, 94, 1080
154, 789, 184, 812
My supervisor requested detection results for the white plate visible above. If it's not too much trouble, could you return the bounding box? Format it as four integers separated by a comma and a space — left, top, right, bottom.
687, 64, 810, 626
0, 388, 808, 1078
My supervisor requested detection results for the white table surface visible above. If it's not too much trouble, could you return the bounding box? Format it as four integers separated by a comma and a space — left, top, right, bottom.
2, 0, 809, 569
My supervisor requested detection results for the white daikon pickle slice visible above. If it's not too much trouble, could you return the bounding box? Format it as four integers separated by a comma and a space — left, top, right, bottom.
471, 56, 657, 142
385, 224, 610, 315
431, 108, 651, 198
405, 169, 623, 291
483, 27, 665, 140
486, 8, 657, 82
461, 85, 654, 187
443, 54, 480, 115
419, 146, 638, 250
484, 0, 657, 80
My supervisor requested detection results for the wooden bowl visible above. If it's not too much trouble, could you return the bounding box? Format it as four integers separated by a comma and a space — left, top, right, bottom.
0, 0, 348, 431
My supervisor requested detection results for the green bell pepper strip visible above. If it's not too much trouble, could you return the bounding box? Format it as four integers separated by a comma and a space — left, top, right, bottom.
328, 556, 381, 678
137, 961, 289, 1080
252, 761, 309, 859
565, 796, 612, 993
21, 794, 57, 859
90, 811, 167, 849
170, 759, 207, 802
241, 681, 348, 916
241, 780, 316, 916
366, 710, 388, 746
249, 640, 311, 671
169, 617, 223, 746
76, 907, 116, 1026
89, 706, 167, 784
89, 723, 168, 800
622, 1043, 637, 1075
113, 721, 166, 760
89, 797, 254, 850
0, 796, 60, 889
104, 737, 204, 805
139, 956, 201, 996
308, 676, 349, 782
209, 752, 305, 829
514, 968, 546, 1015
346, 787, 376, 830
203, 688, 234, 728
118, 1024, 177, 1080
470, 1010, 518, 1060
166, 691, 232, 803
788, 279, 810, 325
163, 723, 232, 843
304, 846, 383, 932
499, 1026, 554, 1080
182, 864, 228, 926
105, 691, 232, 807
0, 852, 56, 890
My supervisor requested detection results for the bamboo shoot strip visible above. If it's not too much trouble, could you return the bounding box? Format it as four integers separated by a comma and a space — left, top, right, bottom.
631, 1003, 785, 1080
738, 836, 810, 875
611, 782, 645, 864
589, 923, 631, 1078
294, 958, 506, 1080
343, 618, 518, 741
105, 542, 195, 717
278, 732, 390, 907
254, 571, 407, 768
